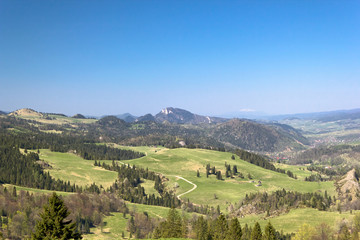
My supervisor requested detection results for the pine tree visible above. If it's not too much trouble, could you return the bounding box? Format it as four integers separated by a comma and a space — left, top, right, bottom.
251, 222, 262, 240
226, 218, 242, 240
32, 192, 82, 239
264, 222, 276, 240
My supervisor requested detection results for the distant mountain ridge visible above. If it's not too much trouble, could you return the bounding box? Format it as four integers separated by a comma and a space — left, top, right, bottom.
144, 107, 227, 124
264, 108, 360, 122
211, 119, 309, 152
4, 107, 309, 152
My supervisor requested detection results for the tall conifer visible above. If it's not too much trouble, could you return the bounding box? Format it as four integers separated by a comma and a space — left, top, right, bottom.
32, 192, 81, 239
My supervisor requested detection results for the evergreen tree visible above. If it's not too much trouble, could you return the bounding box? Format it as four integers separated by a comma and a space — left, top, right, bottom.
32, 192, 82, 239
161, 208, 182, 238
251, 222, 262, 240
227, 218, 242, 240
264, 222, 276, 240
213, 214, 228, 240
195, 216, 209, 240
12, 186, 17, 198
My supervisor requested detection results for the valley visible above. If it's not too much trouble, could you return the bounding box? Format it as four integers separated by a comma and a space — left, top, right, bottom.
1, 108, 360, 239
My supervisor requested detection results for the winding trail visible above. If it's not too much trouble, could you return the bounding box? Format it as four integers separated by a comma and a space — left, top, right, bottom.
114, 161, 197, 199
175, 176, 197, 199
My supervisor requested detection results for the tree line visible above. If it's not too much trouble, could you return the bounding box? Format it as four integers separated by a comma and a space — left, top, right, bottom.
0, 186, 131, 239
236, 189, 333, 217
150, 208, 291, 240
235, 149, 296, 179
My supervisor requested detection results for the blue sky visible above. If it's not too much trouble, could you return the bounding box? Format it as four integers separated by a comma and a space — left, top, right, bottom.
1, 1, 359, 116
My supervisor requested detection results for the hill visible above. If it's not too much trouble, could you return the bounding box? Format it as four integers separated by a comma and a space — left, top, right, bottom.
136, 113, 157, 122
210, 119, 308, 152
1, 109, 309, 153
72, 113, 86, 119
116, 113, 137, 122
9, 108, 43, 117
155, 107, 227, 124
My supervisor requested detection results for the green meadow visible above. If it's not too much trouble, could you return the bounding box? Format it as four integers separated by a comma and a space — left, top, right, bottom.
39, 149, 118, 189
121, 147, 335, 210
35, 146, 343, 236
238, 208, 356, 234
39, 147, 336, 211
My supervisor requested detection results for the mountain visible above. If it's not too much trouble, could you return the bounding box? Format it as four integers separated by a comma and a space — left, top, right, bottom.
136, 114, 156, 122
155, 107, 227, 124
116, 113, 137, 123
3, 107, 310, 152
210, 119, 309, 152
0, 110, 7, 115
263, 108, 360, 122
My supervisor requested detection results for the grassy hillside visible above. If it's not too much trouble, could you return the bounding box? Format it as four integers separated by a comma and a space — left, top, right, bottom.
238, 208, 356, 234
21, 146, 350, 237
39, 145, 335, 212
39, 149, 118, 189
41, 147, 336, 210
122, 147, 335, 209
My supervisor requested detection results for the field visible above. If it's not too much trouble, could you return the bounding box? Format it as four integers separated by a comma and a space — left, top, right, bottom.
238, 208, 356, 234
121, 147, 335, 209
83, 205, 356, 237
9, 110, 97, 125
39, 149, 118, 189
3, 184, 73, 196
34, 146, 346, 236
85, 203, 197, 240
39, 146, 336, 212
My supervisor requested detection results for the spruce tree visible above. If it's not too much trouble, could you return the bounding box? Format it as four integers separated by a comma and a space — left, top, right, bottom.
251, 222, 262, 240
227, 218, 242, 240
264, 222, 276, 240
195, 216, 209, 240
32, 192, 82, 239
213, 214, 228, 240
161, 208, 182, 238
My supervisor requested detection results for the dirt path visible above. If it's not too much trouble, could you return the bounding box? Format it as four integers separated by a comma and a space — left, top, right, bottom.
175, 176, 197, 199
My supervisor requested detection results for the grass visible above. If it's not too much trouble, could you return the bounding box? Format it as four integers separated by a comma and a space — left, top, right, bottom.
273, 163, 313, 180
39, 149, 118, 189
140, 179, 160, 197
117, 147, 336, 212
238, 208, 357, 234
3, 184, 73, 196
84, 203, 201, 240
37, 146, 336, 207
85, 212, 129, 240
11, 113, 97, 125
36, 146, 341, 236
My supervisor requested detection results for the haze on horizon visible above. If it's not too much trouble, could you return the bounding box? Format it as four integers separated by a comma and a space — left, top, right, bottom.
0, 1, 359, 117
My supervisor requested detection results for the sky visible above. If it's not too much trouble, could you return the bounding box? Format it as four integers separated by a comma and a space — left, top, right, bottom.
0, 0, 359, 117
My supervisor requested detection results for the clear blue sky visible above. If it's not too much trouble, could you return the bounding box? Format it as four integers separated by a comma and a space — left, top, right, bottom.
1, 0, 359, 116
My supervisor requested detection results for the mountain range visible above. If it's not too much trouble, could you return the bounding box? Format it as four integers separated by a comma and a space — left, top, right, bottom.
3, 107, 311, 152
